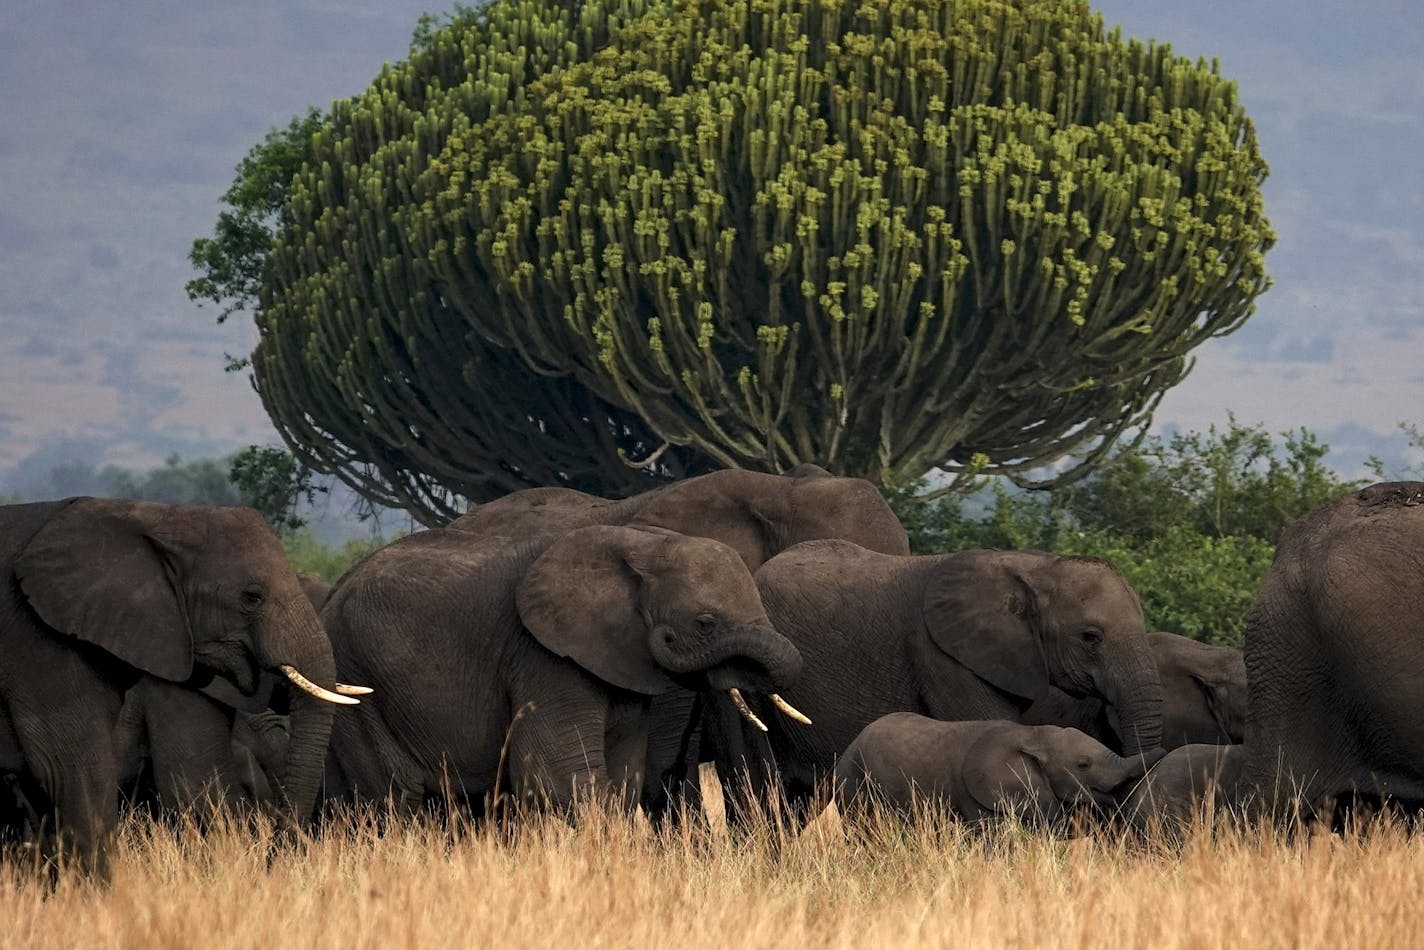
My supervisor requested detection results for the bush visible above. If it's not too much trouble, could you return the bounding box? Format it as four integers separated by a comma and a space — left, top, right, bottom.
889, 421, 1357, 645
281, 529, 393, 583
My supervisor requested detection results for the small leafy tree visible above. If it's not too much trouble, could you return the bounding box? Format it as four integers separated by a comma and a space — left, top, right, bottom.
1367, 421, 1424, 481
1048, 417, 1358, 544
228, 445, 326, 535
186, 108, 326, 369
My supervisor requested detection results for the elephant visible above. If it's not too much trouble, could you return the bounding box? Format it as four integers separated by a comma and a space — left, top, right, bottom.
0, 498, 366, 872
1243, 481, 1424, 820
297, 572, 333, 612
101, 570, 329, 821
1120, 743, 1246, 831
113, 678, 291, 816
834, 714, 1153, 824
448, 465, 911, 817
322, 524, 806, 815
1022, 631, 1246, 750
730, 541, 1164, 820
449, 465, 910, 572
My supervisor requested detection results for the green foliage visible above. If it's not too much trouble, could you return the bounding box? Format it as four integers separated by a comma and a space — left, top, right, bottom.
1367, 421, 1424, 480
229, 445, 327, 536
280, 528, 391, 583
238, 0, 1273, 524
1055, 526, 1273, 648
187, 108, 326, 368
891, 421, 1357, 645
1051, 417, 1356, 545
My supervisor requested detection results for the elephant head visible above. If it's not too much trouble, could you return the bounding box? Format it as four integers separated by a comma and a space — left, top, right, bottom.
924, 551, 1164, 756
516, 525, 805, 727
14, 498, 364, 819
964, 724, 1150, 819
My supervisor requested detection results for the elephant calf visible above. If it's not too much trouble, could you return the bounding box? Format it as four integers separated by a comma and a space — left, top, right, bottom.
1121, 743, 1247, 831
834, 713, 1153, 824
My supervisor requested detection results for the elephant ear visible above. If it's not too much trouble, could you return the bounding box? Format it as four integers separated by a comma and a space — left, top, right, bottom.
963, 727, 1057, 819
1192, 673, 1243, 742
922, 552, 1049, 702
516, 525, 676, 696
14, 498, 194, 681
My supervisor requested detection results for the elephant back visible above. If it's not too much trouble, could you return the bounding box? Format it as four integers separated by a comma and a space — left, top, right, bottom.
448, 487, 614, 538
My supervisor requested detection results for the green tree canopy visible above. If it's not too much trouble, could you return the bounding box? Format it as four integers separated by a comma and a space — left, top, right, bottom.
206, 0, 1274, 523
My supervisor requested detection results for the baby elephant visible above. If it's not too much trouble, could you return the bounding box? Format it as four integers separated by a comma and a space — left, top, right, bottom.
835, 713, 1153, 823
1121, 743, 1247, 831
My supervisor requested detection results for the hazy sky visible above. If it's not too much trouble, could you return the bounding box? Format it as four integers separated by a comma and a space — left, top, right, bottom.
1, 0, 1420, 490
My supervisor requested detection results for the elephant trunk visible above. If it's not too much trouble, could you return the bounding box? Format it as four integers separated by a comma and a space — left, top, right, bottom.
1107, 665, 1164, 759
654, 622, 803, 691
258, 596, 339, 821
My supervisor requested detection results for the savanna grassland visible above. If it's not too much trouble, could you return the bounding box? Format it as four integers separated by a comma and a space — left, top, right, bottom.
3, 774, 1421, 950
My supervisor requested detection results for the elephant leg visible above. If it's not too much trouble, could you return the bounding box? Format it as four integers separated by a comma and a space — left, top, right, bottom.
504, 676, 615, 815
326, 698, 427, 814
706, 697, 788, 829
11, 704, 118, 876
641, 689, 703, 823
604, 696, 651, 813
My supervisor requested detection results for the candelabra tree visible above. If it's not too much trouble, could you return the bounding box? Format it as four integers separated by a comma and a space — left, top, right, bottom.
244, 0, 1273, 523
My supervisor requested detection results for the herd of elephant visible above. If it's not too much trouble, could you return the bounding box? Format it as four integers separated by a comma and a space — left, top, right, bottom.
1, 468, 1422, 874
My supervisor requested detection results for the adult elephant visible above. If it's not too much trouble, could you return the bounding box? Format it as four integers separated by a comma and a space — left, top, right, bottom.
0, 498, 365, 872
323, 525, 805, 814
450, 465, 909, 570
450, 466, 910, 815
737, 541, 1163, 818
297, 572, 333, 612
1023, 632, 1246, 750
1244, 481, 1424, 819
108, 576, 333, 820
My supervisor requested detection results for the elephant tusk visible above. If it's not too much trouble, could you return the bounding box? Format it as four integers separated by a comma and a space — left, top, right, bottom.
728, 688, 768, 732
770, 693, 812, 726
280, 665, 360, 706
335, 683, 374, 696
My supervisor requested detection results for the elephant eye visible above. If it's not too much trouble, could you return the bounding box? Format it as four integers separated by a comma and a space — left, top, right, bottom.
695, 614, 716, 632
1077, 757, 1092, 770
241, 585, 266, 610
1080, 628, 1103, 647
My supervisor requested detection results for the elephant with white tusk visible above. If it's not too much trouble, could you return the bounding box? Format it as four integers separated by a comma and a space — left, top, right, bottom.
0, 498, 370, 874
322, 524, 805, 816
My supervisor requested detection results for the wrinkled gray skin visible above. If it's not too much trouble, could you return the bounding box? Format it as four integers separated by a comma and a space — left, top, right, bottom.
0, 498, 342, 873
109, 572, 330, 818
114, 681, 291, 814
1244, 482, 1424, 819
323, 525, 802, 815
1024, 632, 1246, 750
1121, 743, 1247, 831
296, 572, 333, 612
450, 466, 910, 816
738, 542, 1163, 820
835, 714, 1151, 823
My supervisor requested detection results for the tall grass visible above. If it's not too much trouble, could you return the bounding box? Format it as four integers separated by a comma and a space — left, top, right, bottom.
2, 780, 1422, 949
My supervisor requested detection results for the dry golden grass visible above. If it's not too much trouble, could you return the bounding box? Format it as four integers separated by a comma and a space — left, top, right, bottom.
2, 774, 1422, 950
